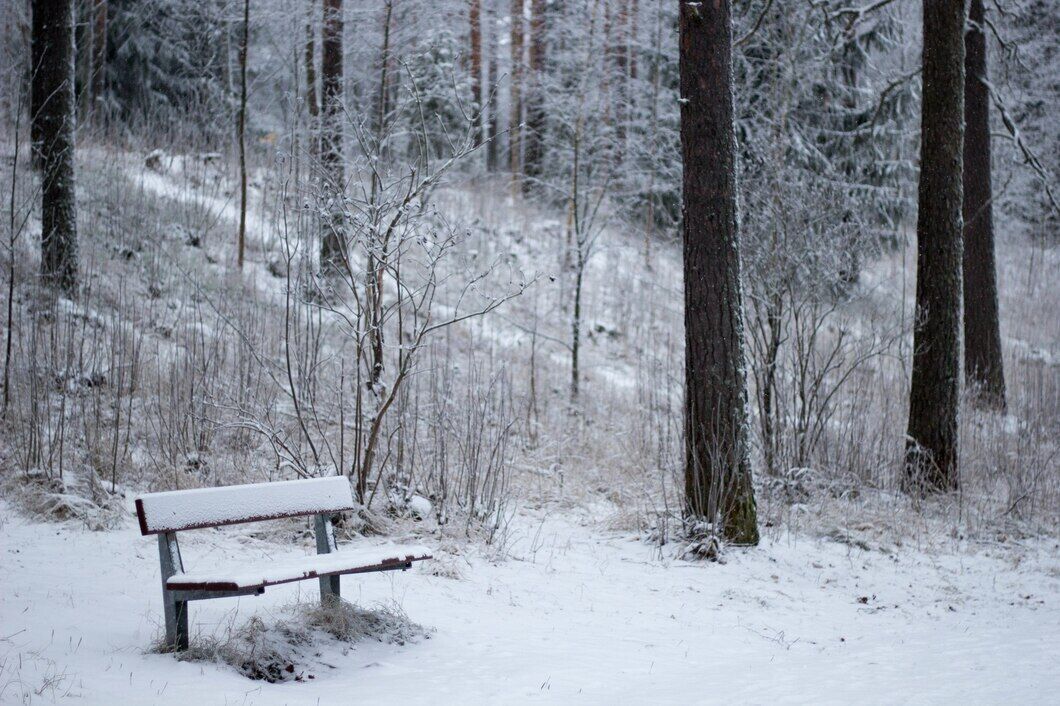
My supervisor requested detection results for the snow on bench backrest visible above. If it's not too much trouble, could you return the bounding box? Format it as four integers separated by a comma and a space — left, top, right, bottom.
135, 476, 355, 535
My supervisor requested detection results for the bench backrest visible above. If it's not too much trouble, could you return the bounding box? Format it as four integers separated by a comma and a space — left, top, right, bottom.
135, 476, 355, 536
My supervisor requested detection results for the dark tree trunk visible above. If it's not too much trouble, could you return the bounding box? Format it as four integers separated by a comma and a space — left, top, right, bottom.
962, 0, 1006, 410
469, 0, 483, 148
679, 0, 758, 546
305, 10, 318, 121
236, 0, 249, 269
521, 0, 545, 190
320, 0, 346, 274
905, 0, 966, 494
509, 0, 524, 179
91, 0, 106, 104
33, 0, 79, 292
486, 0, 500, 170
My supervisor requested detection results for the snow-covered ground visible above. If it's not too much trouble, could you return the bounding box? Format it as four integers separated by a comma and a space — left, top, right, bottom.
2, 502, 1057, 705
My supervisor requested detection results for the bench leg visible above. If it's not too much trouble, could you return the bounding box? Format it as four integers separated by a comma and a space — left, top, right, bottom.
158, 532, 189, 650
163, 591, 190, 650
320, 574, 341, 605
313, 513, 341, 605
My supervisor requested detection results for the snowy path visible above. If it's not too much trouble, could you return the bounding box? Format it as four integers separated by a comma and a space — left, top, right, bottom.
1, 505, 1057, 705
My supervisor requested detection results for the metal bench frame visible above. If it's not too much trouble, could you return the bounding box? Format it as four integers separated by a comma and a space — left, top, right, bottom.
135, 478, 425, 651
155, 512, 356, 651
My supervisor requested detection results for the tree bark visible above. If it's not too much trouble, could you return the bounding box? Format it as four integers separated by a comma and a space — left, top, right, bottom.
33, 0, 79, 292
236, 0, 249, 269
679, 0, 758, 545
521, 0, 546, 190
320, 0, 346, 274
905, 0, 966, 494
962, 0, 1005, 410
487, 0, 500, 170
509, 0, 524, 180
91, 0, 106, 104
305, 10, 318, 120
469, 0, 483, 148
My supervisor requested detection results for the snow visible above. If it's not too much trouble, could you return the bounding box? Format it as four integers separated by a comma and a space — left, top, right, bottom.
2, 503, 1057, 704
168, 544, 432, 591
135, 477, 354, 534
407, 495, 433, 520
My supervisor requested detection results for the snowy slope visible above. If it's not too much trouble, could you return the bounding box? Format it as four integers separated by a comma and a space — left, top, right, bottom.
1, 503, 1057, 705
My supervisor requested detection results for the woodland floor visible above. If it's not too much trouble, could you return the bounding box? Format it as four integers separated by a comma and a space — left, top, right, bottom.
1, 499, 1058, 705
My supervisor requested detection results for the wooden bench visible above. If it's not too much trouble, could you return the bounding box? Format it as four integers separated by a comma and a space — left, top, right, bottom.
134, 476, 431, 650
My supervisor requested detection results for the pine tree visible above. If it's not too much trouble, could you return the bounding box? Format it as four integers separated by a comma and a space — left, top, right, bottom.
469, 0, 483, 148
509, 0, 524, 180
91, 0, 107, 104
905, 0, 966, 493
33, 0, 79, 292
679, 0, 758, 546
487, 0, 500, 170
521, 0, 546, 189
962, 0, 1006, 410
236, 0, 249, 269
320, 0, 346, 273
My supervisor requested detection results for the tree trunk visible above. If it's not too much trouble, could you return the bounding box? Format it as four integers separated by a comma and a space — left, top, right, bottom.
521, 0, 545, 190
509, 0, 524, 180
320, 0, 346, 274
305, 10, 318, 121
486, 0, 500, 170
905, 0, 966, 494
236, 0, 249, 269
33, 0, 79, 292
611, 1, 628, 156
469, 0, 483, 148
679, 0, 758, 545
91, 0, 106, 105
962, 0, 1005, 410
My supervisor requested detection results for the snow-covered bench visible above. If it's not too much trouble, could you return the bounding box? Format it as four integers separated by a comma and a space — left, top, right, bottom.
134, 476, 431, 650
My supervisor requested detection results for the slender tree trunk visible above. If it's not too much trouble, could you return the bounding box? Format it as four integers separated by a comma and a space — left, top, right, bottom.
643, 1, 663, 269
33, 0, 79, 292
367, 0, 393, 390
611, 1, 628, 156
962, 0, 1005, 410
320, 0, 346, 273
305, 9, 318, 122
4, 83, 25, 418
509, 0, 524, 182
374, 1, 393, 151
91, 0, 106, 105
679, 0, 758, 545
487, 0, 500, 170
628, 0, 638, 81
521, 0, 545, 190
236, 0, 249, 269
905, 0, 966, 494
469, 0, 483, 148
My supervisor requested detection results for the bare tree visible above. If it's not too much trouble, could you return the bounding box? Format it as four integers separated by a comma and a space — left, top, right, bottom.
905, 0, 966, 494
962, 0, 1005, 410
33, 0, 79, 292
679, 0, 757, 545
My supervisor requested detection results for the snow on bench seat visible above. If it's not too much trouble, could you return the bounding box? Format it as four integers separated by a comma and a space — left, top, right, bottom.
166, 544, 432, 591
136, 476, 355, 535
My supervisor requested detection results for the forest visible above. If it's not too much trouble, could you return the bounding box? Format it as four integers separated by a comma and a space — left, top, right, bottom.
0, 0, 1057, 703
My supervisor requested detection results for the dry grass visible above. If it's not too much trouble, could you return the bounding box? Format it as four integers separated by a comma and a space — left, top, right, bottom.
154, 597, 430, 683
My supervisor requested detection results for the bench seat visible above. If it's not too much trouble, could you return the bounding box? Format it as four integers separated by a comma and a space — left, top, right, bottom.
166, 544, 432, 592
